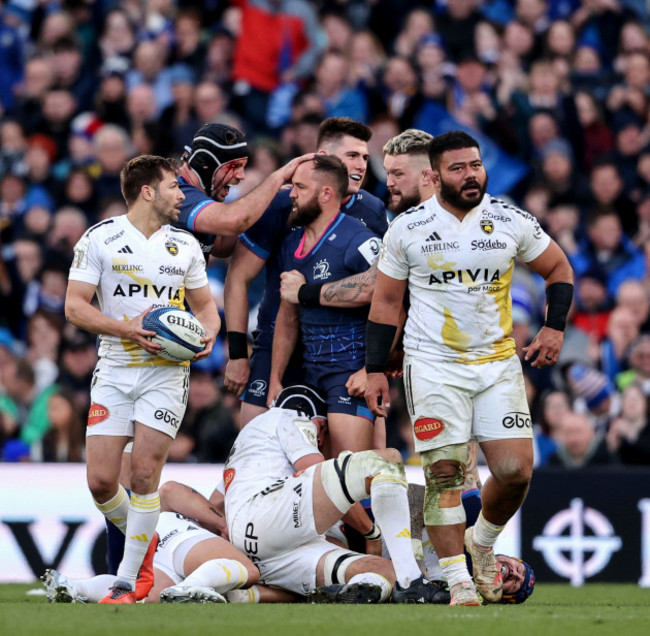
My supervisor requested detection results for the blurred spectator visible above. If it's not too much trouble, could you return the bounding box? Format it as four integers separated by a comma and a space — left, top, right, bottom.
569, 209, 646, 300
588, 160, 637, 235
92, 124, 133, 201
392, 7, 435, 58
533, 390, 572, 466
566, 362, 617, 418
547, 410, 615, 468
50, 36, 97, 112
45, 207, 88, 264
168, 370, 239, 463
599, 305, 640, 382
169, 8, 206, 76
436, 0, 483, 63
572, 268, 612, 342
158, 65, 198, 154
573, 90, 614, 172
615, 279, 650, 332
98, 9, 136, 61
26, 309, 63, 394
126, 40, 174, 116
0, 119, 28, 180
607, 384, 650, 464
56, 327, 98, 419
0, 2, 25, 112
616, 334, 650, 394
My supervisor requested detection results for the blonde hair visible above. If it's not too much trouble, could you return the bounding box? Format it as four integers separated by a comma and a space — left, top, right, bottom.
383, 128, 433, 156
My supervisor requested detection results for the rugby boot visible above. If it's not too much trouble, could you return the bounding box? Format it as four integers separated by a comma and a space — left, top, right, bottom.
464, 526, 503, 603
99, 580, 136, 604
135, 532, 159, 601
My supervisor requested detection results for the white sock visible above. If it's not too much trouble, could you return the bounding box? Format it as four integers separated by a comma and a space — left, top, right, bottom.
73, 574, 117, 602
116, 491, 160, 587
226, 586, 260, 604
421, 528, 444, 581
183, 559, 249, 593
94, 485, 129, 533
346, 572, 392, 602
439, 554, 472, 589
472, 511, 504, 548
370, 477, 423, 588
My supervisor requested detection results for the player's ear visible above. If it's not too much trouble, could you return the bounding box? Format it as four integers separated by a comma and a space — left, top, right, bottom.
141, 184, 154, 202
422, 168, 434, 185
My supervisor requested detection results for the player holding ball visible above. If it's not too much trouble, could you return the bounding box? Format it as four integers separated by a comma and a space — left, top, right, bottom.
65, 155, 219, 604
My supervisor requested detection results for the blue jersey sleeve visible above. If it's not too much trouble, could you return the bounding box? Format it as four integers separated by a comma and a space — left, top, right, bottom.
344, 227, 382, 273
239, 190, 293, 260
177, 178, 214, 232
344, 190, 389, 237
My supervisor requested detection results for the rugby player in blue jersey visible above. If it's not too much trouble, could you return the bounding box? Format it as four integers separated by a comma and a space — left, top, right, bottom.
223, 118, 388, 426
267, 155, 382, 457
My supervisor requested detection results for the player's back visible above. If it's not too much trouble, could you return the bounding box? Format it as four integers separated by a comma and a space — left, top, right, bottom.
223, 407, 321, 520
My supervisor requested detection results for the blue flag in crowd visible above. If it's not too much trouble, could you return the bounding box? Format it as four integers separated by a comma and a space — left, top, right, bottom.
413, 101, 529, 196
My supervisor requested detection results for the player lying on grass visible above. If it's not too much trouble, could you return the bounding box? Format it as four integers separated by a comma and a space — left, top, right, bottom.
209, 384, 449, 604
42, 484, 263, 604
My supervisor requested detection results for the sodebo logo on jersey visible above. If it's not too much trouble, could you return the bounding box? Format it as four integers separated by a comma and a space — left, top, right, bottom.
502, 411, 531, 428
158, 265, 186, 276
471, 239, 507, 251
407, 213, 435, 230
155, 408, 180, 428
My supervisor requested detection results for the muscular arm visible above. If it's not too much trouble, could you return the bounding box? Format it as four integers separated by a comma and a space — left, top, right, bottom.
223, 242, 267, 395
159, 481, 228, 537
185, 284, 221, 361
523, 240, 575, 368
64, 280, 161, 355
268, 299, 300, 405
193, 154, 315, 236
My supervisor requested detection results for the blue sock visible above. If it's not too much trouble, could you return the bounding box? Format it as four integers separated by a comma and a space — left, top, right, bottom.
462, 489, 482, 575
106, 488, 129, 574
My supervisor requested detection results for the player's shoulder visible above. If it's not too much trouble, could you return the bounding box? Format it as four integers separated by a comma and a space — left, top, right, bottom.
387, 200, 432, 231
483, 195, 535, 223
354, 190, 386, 213
82, 216, 122, 242
168, 225, 201, 246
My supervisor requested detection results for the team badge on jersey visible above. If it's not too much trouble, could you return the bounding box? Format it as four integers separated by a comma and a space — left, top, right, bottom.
480, 219, 494, 234
165, 239, 179, 256
414, 417, 444, 441
313, 259, 330, 280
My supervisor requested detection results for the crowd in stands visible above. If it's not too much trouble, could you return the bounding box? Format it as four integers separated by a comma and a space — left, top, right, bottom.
1, 0, 650, 468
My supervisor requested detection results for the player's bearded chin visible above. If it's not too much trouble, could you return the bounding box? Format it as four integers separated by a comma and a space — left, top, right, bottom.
440, 174, 488, 211
390, 187, 421, 214
289, 196, 322, 227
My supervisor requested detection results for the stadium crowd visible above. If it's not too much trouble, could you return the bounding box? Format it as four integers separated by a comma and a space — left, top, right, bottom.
1, 0, 650, 473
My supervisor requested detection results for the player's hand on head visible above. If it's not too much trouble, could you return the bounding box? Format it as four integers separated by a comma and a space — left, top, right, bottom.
279, 153, 317, 182
280, 270, 307, 304
224, 358, 251, 396
523, 326, 564, 368
346, 367, 367, 398
365, 372, 390, 417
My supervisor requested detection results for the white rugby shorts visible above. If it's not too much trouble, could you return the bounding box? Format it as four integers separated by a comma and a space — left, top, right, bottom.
86, 361, 190, 439
403, 353, 532, 452
228, 465, 356, 596
154, 514, 214, 583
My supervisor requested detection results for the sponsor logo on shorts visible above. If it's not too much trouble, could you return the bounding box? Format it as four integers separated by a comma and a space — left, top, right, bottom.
88, 403, 109, 426
502, 411, 531, 429
248, 379, 267, 398
158, 529, 179, 548
414, 417, 444, 441
244, 523, 260, 564
292, 501, 301, 528
224, 468, 235, 492
154, 408, 180, 428
337, 396, 351, 405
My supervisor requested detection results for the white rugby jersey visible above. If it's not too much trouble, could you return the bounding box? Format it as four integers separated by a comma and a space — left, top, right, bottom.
379, 194, 550, 363
68, 215, 208, 367
223, 408, 321, 524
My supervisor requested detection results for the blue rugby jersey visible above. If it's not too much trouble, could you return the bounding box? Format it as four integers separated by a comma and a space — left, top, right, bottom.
174, 176, 217, 260
278, 213, 381, 373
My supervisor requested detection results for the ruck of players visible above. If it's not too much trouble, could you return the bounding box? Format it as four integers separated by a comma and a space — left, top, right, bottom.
44, 118, 573, 607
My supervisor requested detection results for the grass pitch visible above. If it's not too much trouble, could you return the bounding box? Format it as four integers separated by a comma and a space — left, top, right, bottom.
1, 583, 649, 636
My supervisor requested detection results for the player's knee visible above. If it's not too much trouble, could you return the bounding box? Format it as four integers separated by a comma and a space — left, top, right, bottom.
490, 455, 533, 489
349, 556, 396, 584
88, 475, 118, 502
426, 459, 466, 489
375, 447, 403, 465
129, 465, 158, 494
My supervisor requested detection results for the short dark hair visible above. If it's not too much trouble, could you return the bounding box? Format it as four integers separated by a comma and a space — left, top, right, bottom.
428, 130, 480, 169
120, 155, 177, 206
317, 117, 372, 149
313, 154, 348, 200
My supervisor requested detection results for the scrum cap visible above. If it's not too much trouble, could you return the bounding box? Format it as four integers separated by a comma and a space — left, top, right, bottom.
273, 385, 328, 420
184, 123, 248, 193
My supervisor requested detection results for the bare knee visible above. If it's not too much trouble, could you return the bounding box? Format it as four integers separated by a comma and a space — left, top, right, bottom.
375, 447, 403, 465
347, 556, 396, 585
490, 457, 532, 489
129, 463, 158, 494
88, 475, 119, 503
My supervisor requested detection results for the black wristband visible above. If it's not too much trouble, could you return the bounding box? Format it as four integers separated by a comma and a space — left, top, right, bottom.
227, 331, 248, 359
544, 282, 574, 332
365, 320, 397, 374
298, 282, 324, 307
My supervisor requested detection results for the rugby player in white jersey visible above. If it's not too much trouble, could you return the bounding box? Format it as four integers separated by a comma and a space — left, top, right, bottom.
214, 384, 447, 603
65, 155, 220, 604
365, 131, 573, 605
43, 482, 259, 604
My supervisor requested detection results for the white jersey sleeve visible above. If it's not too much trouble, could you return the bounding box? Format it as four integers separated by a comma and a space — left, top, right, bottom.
378, 213, 415, 280
69, 233, 102, 286
492, 198, 551, 262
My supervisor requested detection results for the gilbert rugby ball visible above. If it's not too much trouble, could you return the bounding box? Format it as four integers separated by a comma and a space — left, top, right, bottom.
142, 307, 205, 362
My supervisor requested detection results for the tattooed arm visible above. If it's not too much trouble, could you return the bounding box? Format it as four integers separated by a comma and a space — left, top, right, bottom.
280, 261, 378, 308
462, 442, 482, 494
159, 481, 228, 538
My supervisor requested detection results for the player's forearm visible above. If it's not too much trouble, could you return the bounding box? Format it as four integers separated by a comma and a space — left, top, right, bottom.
160, 481, 228, 536
64, 297, 128, 339
319, 262, 378, 308
224, 275, 251, 334
269, 302, 299, 384
341, 502, 374, 536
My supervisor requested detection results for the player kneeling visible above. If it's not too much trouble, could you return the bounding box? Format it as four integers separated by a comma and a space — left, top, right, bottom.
215, 385, 445, 604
